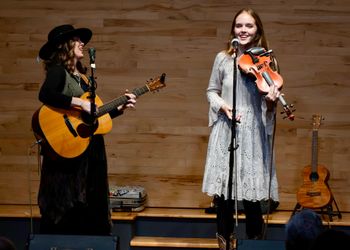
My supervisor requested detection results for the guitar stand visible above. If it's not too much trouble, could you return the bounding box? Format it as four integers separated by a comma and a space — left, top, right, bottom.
292, 195, 342, 222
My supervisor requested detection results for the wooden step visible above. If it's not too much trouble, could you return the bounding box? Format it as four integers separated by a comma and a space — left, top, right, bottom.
0, 205, 349, 226
130, 236, 218, 248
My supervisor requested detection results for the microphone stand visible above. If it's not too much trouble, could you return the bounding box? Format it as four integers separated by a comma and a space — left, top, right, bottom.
225, 47, 239, 250
88, 48, 97, 131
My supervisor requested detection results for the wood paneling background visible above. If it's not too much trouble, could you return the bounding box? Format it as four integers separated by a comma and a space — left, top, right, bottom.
0, 0, 349, 212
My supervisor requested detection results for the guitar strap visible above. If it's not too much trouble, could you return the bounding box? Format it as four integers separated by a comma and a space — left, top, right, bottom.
80, 74, 91, 91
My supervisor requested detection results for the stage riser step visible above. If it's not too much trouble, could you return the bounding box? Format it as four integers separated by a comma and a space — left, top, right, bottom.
130, 236, 218, 249
130, 237, 285, 250
135, 218, 217, 238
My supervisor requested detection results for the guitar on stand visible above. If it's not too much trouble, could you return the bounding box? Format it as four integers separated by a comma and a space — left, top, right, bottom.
295, 114, 341, 221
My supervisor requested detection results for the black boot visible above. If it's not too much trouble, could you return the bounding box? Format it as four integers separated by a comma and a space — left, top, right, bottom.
243, 200, 264, 239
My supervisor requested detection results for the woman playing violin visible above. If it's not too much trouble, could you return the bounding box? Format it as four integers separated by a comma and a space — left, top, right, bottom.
202, 8, 281, 248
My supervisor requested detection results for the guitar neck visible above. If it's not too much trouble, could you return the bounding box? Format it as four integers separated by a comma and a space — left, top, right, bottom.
96, 85, 149, 117
311, 130, 318, 173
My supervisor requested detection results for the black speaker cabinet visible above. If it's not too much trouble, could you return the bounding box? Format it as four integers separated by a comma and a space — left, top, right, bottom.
26, 234, 118, 250
237, 239, 285, 250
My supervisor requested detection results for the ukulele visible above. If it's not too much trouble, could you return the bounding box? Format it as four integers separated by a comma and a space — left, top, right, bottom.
296, 114, 332, 208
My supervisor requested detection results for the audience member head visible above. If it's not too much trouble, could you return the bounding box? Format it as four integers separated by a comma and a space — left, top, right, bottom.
310, 228, 350, 250
285, 209, 324, 250
0, 236, 16, 250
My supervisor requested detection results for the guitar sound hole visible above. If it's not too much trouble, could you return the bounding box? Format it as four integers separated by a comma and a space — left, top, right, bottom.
77, 122, 98, 138
309, 172, 319, 182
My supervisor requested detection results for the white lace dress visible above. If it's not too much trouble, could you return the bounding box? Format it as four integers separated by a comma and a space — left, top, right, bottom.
202, 51, 279, 202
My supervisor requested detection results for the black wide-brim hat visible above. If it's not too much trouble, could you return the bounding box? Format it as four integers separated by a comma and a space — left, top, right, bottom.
39, 24, 92, 60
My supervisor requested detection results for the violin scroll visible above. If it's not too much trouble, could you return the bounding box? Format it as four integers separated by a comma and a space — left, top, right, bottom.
281, 102, 295, 121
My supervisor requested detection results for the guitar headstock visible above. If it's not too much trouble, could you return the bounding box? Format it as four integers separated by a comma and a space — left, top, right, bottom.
146, 73, 166, 92
312, 114, 323, 130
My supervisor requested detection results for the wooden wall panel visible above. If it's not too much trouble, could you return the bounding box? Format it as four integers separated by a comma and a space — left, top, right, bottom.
0, 0, 349, 212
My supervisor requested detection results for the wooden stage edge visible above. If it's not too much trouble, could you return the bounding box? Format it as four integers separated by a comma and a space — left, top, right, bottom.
0, 205, 349, 227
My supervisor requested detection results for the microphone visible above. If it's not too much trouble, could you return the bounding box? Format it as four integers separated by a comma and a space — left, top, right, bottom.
231, 38, 239, 49
89, 47, 96, 69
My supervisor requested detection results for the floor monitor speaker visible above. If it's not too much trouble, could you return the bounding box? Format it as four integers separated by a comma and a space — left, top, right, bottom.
237, 239, 284, 250
26, 234, 118, 250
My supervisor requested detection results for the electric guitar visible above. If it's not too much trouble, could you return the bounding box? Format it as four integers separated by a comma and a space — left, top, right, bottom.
32, 73, 166, 158
296, 114, 332, 208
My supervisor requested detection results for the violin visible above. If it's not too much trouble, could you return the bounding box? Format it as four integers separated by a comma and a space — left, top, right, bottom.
238, 47, 295, 121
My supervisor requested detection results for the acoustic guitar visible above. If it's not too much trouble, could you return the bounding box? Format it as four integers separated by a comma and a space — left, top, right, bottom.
32, 73, 166, 158
296, 114, 332, 208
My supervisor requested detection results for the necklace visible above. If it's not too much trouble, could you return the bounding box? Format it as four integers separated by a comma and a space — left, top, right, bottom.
73, 73, 81, 86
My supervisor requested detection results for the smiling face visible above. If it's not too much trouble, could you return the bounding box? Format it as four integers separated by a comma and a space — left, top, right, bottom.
234, 11, 258, 49
73, 36, 85, 60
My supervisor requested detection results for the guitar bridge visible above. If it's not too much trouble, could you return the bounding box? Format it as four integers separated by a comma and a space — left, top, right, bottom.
306, 191, 321, 197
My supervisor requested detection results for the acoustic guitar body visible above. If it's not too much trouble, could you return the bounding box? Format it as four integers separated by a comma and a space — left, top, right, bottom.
32, 94, 112, 159
297, 164, 332, 209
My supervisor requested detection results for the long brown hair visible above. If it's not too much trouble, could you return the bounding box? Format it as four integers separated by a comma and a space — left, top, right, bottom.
43, 39, 86, 74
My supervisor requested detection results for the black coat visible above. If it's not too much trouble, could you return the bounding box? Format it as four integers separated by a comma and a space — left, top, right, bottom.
38, 64, 122, 235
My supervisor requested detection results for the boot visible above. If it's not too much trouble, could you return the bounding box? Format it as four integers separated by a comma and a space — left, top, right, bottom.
216, 233, 226, 250
229, 233, 236, 250
216, 233, 236, 250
